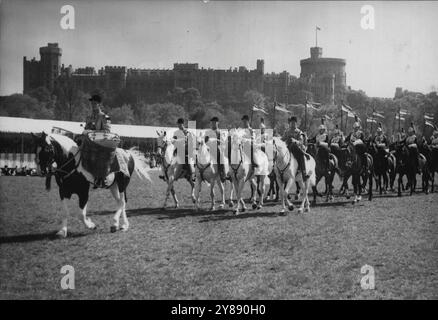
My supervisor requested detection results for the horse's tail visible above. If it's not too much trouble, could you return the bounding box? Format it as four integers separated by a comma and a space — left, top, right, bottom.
127, 148, 153, 183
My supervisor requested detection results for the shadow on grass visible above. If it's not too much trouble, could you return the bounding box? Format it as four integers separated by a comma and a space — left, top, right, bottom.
0, 231, 88, 244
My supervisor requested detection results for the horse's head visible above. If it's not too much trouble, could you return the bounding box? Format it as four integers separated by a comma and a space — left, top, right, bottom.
31, 131, 55, 176
229, 128, 245, 150
196, 132, 211, 165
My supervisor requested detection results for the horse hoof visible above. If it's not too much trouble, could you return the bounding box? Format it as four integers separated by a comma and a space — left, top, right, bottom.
346, 195, 351, 200
288, 205, 294, 211
229, 202, 234, 208
120, 225, 129, 232
257, 204, 262, 210
110, 226, 118, 233
304, 207, 310, 213
56, 230, 67, 238
298, 208, 303, 214
218, 204, 224, 209
241, 207, 246, 213
210, 207, 215, 211
252, 203, 257, 210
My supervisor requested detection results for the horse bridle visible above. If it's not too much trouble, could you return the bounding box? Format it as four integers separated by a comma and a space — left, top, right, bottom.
273, 141, 291, 182
229, 143, 244, 179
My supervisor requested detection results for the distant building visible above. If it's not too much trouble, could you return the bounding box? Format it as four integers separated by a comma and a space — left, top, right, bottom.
23, 43, 62, 93
24, 43, 348, 105
300, 46, 346, 105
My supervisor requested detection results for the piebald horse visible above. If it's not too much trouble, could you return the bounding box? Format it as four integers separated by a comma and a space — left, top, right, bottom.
271, 137, 316, 214
32, 132, 152, 237
194, 132, 229, 210
228, 129, 269, 214
156, 130, 196, 208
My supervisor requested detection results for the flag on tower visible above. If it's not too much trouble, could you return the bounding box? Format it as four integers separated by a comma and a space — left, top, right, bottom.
316, 26, 321, 30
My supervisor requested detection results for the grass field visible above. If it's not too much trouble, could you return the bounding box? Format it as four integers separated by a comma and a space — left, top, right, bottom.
0, 172, 437, 299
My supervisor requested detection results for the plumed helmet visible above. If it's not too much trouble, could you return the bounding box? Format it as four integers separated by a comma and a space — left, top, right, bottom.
376, 122, 383, 133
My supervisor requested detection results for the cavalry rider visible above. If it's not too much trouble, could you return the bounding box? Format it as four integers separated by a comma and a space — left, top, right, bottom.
373, 122, 389, 155
314, 118, 330, 168
173, 118, 196, 182
83, 94, 112, 188
330, 124, 344, 152
345, 117, 367, 167
204, 116, 226, 182
397, 127, 407, 142
403, 122, 419, 168
84, 94, 111, 132
282, 116, 309, 181
240, 115, 258, 168
430, 127, 438, 149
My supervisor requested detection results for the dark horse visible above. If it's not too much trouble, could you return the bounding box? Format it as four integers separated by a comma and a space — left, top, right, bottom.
32, 132, 151, 237
394, 142, 418, 196
345, 142, 373, 203
368, 143, 396, 194
307, 141, 338, 203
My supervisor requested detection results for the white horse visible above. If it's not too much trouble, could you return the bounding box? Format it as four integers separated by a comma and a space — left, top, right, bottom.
156, 130, 196, 209
194, 132, 229, 210
32, 132, 152, 237
228, 129, 270, 214
271, 137, 316, 214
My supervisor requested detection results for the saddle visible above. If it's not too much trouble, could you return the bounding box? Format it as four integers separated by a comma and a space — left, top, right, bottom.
80, 132, 129, 185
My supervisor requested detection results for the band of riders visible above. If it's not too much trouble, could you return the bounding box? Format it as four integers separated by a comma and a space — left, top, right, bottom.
78, 94, 438, 187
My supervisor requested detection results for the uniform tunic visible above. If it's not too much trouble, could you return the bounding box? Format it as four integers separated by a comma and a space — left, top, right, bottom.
431, 135, 438, 148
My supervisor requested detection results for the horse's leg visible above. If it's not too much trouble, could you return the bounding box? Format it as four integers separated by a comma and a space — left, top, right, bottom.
297, 180, 308, 213
397, 172, 402, 197
209, 179, 216, 211
217, 179, 225, 209
368, 170, 373, 201
195, 177, 202, 210
76, 187, 95, 231
284, 178, 295, 212
170, 185, 179, 208
57, 199, 70, 237
110, 184, 124, 233
295, 181, 300, 200
229, 180, 235, 208
120, 195, 129, 231
163, 174, 173, 209
258, 175, 266, 209
251, 177, 258, 209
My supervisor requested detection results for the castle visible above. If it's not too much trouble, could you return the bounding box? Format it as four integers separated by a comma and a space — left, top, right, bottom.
23, 43, 347, 105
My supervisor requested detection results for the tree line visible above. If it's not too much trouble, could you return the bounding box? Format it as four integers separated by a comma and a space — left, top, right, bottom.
0, 84, 437, 137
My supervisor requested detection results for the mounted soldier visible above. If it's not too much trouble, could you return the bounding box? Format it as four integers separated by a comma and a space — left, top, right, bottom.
173, 118, 196, 182
330, 124, 344, 152
403, 122, 419, 169
373, 122, 389, 156
204, 116, 227, 182
345, 116, 367, 168
84, 94, 111, 133
314, 117, 330, 169
430, 127, 438, 149
80, 94, 122, 188
282, 116, 309, 181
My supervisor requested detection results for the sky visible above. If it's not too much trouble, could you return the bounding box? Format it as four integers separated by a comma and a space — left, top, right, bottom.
1, 0, 437, 98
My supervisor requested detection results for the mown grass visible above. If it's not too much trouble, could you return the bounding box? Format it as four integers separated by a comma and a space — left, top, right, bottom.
0, 173, 437, 299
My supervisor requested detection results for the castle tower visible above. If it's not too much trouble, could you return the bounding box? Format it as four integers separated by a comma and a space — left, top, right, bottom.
300, 46, 346, 105
39, 43, 62, 92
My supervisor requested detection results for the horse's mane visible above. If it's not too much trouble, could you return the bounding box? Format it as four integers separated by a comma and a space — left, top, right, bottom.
273, 136, 287, 151
49, 133, 78, 156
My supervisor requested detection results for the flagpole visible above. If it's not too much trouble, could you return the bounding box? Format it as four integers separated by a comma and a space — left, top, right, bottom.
305, 99, 308, 132
340, 102, 343, 133
398, 106, 401, 133
315, 27, 317, 47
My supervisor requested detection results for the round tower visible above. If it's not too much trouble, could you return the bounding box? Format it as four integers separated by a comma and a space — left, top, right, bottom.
39, 43, 62, 92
